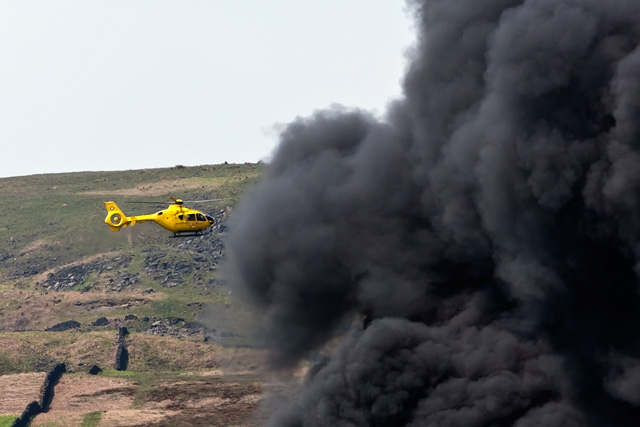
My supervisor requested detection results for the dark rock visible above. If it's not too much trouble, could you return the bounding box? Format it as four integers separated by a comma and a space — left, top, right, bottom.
92, 317, 109, 326
37, 255, 135, 292
118, 326, 129, 338
146, 318, 206, 339
107, 272, 139, 292
187, 302, 204, 308
11, 400, 41, 427
40, 363, 66, 412
88, 365, 102, 375
115, 342, 128, 371
115, 326, 129, 371
45, 320, 80, 332
124, 314, 138, 321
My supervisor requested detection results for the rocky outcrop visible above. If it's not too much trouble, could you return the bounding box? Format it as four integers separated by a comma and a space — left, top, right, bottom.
40, 362, 66, 412
105, 273, 139, 292
11, 362, 66, 427
114, 327, 129, 371
45, 320, 80, 332
38, 255, 134, 292
144, 318, 206, 339
10, 401, 41, 427
143, 251, 193, 287
88, 365, 102, 375
92, 317, 109, 326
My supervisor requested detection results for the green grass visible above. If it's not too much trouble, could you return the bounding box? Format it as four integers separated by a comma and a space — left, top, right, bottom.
81, 411, 103, 427
0, 162, 262, 262
0, 331, 119, 374
0, 415, 18, 427
70, 272, 99, 292
0, 162, 264, 374
0, 356, 30, 375
98, 368, 139, 377
146, 286, 229, 320
0, 162, 263, 292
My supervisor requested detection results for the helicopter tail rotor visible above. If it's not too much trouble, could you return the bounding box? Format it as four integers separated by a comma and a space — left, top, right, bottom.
104, 201, 134, 231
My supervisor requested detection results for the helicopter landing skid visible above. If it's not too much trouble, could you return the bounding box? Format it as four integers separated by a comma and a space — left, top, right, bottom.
170, 229, 213, 238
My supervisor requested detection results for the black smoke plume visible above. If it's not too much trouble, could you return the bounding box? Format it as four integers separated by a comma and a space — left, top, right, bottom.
223, 0, 640, 425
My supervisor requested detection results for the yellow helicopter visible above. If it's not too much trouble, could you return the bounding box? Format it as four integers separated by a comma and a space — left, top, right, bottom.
104, 196, 217, 236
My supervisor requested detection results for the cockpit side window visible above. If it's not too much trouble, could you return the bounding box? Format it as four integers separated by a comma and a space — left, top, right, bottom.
178, 214, 184, 220
196, 213, 206, 221
187, 213, 196, 221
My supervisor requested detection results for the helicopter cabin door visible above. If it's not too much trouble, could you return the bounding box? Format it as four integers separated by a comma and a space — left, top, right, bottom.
195, 213, 208, 227
186, 213, 198, 229
175, 213, 195, 232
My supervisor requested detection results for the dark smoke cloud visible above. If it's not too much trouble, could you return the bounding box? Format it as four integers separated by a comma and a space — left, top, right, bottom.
223, 0, 640, 425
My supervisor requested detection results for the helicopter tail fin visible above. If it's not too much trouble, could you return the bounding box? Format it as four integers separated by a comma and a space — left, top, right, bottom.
104, 201, 132, 231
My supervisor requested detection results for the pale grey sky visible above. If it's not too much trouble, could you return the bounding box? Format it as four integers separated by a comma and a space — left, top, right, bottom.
0, 1, 414, 178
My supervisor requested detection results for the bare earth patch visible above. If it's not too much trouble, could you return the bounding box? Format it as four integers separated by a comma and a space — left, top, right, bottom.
29, 374, 167, 427
0, 372, 46, 414
20, 238, 51, 255
23, 371, 266, 427
100, 409, 176, 427
131, 374, 265, 427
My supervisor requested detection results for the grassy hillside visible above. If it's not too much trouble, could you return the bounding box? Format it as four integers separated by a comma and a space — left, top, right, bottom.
0, 163, 261, 271
0, 163, 264, 375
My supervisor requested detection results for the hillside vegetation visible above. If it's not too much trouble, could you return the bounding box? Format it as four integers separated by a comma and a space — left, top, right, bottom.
0, 163, 277, 426
0, 163, 264, 374
0, 163, 260, 275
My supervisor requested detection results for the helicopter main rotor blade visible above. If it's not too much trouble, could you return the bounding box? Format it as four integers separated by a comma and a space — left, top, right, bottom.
125, 201, 167, 204
117, 197, 228, 204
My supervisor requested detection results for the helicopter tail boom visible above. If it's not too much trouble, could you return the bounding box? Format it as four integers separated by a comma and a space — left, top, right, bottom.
104, 201, 135, 231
